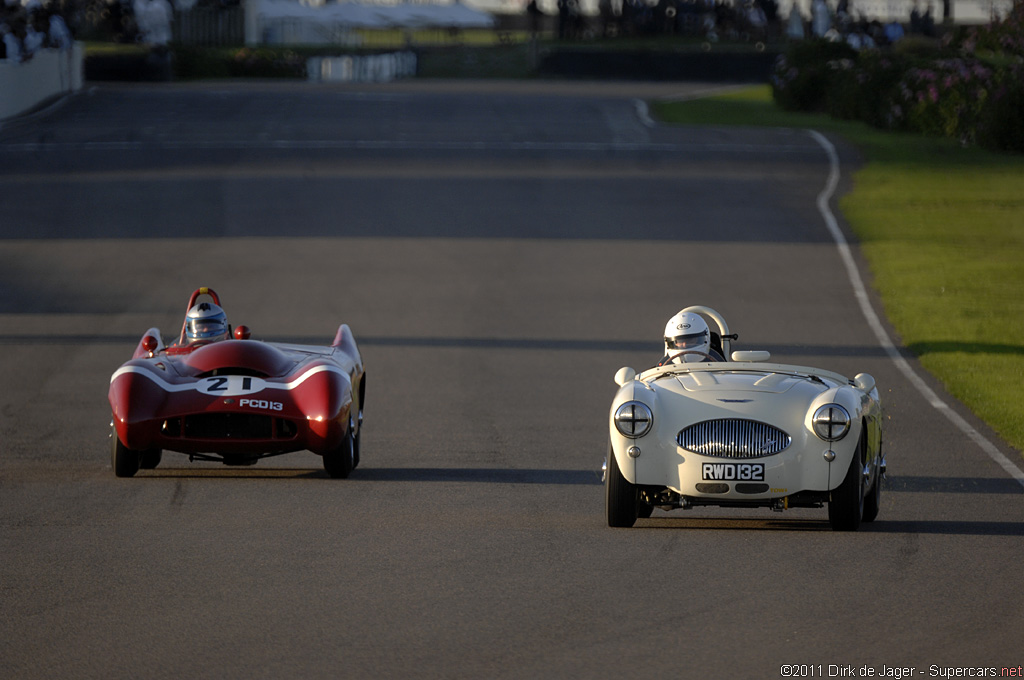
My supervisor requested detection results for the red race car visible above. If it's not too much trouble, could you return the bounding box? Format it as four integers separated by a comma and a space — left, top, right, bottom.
108, 287, 366, 478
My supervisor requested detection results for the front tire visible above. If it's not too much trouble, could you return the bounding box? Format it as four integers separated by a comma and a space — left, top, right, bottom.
828, 434, 866, 531
323, 430, 355, 479
110, 423, 140, 478
351, 415, 361, 469
139, 449, 162, 470
862, 453, 883, 523
606, 446, 638, 528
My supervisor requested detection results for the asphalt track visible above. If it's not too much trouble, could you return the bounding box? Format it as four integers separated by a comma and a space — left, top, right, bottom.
1, 80, 1022, 680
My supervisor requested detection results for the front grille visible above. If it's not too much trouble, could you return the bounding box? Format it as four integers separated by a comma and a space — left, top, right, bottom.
162, 414, 297, 440
677, 419, 791, 458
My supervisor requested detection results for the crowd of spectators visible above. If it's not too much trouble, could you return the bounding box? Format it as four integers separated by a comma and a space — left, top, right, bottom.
546, 0, 942, 47
1, 0, 177, 61
792, 0, 936, 49
1, 0, 73, 61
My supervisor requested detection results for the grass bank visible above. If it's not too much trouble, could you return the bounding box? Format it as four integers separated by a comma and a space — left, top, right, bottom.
653, 87, 1024, 457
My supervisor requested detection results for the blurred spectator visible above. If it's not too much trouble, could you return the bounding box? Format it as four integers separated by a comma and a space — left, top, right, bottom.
23, 10, 43, 56
526, 0, 544, 36
811, 0, 831, 36
786, 1, 805, 39
745, 0, 767, 41
133, 0, 172, 45
883, 18, 904, 43
1, 3, 23, 62
845, 25, 874, 48
1, 23, 21, 61
921, 1, 935, 35
556, 0, 569, 38
48, 10, 73, 48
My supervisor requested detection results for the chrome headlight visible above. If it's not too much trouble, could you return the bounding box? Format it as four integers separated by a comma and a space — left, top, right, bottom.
614, 401, 653, 439
812, 404, 851, 441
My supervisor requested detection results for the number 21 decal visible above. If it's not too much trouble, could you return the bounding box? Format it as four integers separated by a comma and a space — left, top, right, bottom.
197, 376, 267, 396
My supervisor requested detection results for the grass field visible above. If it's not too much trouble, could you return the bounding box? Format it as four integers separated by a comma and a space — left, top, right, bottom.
653, 87, 1024, 457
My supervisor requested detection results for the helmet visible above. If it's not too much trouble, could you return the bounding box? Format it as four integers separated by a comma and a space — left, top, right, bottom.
186, 301, 229, 342
663, 311, 710, 362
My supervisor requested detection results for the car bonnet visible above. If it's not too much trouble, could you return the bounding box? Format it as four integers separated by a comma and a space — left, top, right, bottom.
654, 369, 830, 396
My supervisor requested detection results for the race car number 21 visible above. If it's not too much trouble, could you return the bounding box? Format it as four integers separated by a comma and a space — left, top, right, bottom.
701, 463, 765, 481
197, 376, 267, 396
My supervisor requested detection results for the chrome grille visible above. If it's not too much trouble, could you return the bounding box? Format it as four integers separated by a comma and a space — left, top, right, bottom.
677, 419, 791, 458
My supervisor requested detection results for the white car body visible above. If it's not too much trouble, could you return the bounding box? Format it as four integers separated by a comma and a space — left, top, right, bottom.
605, 306, 884, 530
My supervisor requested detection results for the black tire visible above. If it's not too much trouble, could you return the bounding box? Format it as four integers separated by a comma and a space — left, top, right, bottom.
606, 446, 638, 528
352, 417, 361, 470
323, 430, 355, 479
828, 434, 865, 531
139, 449, 162, 470
110, 423, 140, 478
862, 453, 882, 523
352, 429, 360, 469
637, 502, 654, 519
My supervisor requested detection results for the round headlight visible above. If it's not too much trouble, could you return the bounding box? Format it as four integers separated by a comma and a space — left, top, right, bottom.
812, 404, 851, 442
614, 401, 653, 439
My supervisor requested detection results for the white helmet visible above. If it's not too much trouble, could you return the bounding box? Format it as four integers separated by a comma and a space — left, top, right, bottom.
186, 301, 229, 342
663, 311, 710, 362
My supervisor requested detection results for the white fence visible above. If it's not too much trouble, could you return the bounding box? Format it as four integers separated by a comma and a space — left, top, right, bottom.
0, 44, 84, 120
175, 6, 245, 46
307, 51, 417, 82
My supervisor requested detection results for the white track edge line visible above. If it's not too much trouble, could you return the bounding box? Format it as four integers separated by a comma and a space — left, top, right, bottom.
633, 99, 655, 128
808, 129, 1024, 488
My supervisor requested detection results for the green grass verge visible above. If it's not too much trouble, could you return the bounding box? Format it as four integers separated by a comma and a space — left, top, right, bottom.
653, 86, 1024, 456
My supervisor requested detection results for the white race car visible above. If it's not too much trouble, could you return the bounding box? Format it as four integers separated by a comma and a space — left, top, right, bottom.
605, 306, 884, 530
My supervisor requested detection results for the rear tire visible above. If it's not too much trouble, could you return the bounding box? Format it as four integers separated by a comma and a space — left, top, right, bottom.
606, 446, 638, 528
110, 423, 140, 478
323, 430, 355, 479
828, 434, 865, 531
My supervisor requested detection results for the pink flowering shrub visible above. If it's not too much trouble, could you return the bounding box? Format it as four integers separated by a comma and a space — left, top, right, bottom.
826, 50, 910, 128
772, 5, 1024, 153
962, 1, 1024, 57
889, 58, 994, 143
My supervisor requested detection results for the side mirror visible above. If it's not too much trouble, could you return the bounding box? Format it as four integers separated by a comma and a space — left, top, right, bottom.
614, 367, 636, 386
731, 350, 771, 362
853, 373, 876, 393
142, 335, 159, 356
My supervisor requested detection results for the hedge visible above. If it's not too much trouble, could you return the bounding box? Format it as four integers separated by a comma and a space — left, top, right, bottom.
771, 4, 1024, 153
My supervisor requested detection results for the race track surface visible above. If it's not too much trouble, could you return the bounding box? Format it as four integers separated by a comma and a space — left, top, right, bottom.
1, 80, 1022, 679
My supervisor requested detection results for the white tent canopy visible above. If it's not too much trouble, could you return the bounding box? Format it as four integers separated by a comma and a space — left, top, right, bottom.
254, 0, 496, 29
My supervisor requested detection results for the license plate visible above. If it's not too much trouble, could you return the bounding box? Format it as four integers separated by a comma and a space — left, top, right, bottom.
701, 463, 765, 482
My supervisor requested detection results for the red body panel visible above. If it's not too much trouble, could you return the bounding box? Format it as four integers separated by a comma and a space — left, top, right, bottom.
110, 327, 363, 459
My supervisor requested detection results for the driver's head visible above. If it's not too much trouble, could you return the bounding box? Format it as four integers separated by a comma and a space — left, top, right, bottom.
663, 311, 710, 362
186, 301, 229, 343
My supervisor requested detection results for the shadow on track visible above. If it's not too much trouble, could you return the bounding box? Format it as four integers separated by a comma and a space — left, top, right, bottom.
132, 466, 602, 485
